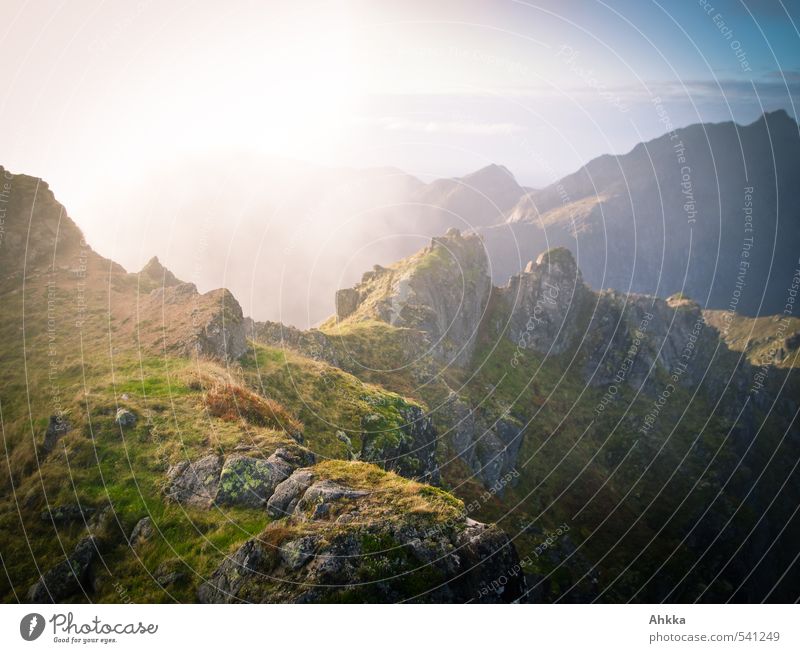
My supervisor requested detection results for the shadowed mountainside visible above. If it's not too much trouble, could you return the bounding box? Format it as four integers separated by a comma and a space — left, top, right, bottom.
2, 156, 799, 604
479, 110, 800, 317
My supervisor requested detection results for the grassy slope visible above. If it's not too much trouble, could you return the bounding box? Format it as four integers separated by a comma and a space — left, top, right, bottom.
0, 173, 469, 603
296, 285, 800, 600
704, 310, 800, 369
3, 169, 797, 603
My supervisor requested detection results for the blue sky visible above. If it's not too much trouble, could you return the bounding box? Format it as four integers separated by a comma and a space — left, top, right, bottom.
341, 0, 800, 184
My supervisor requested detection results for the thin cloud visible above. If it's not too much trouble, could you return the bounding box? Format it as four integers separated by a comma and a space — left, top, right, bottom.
378, 117, 527, 135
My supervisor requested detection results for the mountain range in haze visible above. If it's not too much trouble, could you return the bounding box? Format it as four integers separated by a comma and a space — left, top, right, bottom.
1, 160, 798, 602
67, 110, 799, 328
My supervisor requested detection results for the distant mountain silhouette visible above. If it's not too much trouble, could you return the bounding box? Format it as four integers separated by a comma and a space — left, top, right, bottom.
409, 163, 529, 233
59, 111, 798, 326
479, 110, 800, 316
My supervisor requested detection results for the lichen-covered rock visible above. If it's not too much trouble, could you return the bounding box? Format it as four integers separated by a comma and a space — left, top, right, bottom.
164, 455, 223, 508
199, 461, 526, 603
165, 448, 315, 510
215, 455, 291, 508
278, 536, 320, 570
27, 536, 99, 603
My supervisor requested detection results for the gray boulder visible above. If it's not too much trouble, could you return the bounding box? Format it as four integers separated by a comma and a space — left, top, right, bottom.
164, 455, 223, 508
27, 536, 99, 603
294, 479, 370, 520
266, 469, 316, 518
196, 539, 268, 603
115, 408, 137, 427
215, 455, 291, 508
165, 448, 315, 510
278, 536, 320, 570
129, 517, 155, 547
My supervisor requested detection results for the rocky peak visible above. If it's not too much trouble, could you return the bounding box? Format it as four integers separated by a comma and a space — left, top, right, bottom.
341, 229, 492, 366
461, 163, 519, 192
500, 247, 588, 355
534, 247, 580, 277
0, 166, 89, 274
139, 256, 181, 288
759, 108, 797, 131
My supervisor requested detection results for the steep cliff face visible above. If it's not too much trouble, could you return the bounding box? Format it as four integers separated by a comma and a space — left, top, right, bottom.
5, 159, 798, 604
482, 111, 800, 317
498, 247, 590, 356
0, 167, 250, 365
331, 229, 491, 367
198, 461, 526, 603
0, 167, 92, 281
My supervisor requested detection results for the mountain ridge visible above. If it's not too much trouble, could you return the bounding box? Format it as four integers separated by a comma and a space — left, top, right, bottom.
2, 128, 799, 602
480, 109, 800, 317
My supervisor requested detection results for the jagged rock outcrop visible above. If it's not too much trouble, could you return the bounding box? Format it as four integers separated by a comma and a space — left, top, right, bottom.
388, 229, 491, 366
142, 283, 250, 362
199, 463, 526, 603
360, 405, 439, 483
582, 291, 720, 391
442, 394, 524, 489
577, 289, 779, 432
192, 289, 250, 362
215, 454, 296, 509
335, 288, 361, 320
139, 256, 181, 288
331, 229, 491, 367
0, 167, 91, 278
498, 247, 589, 356
164, 447, 316, 509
